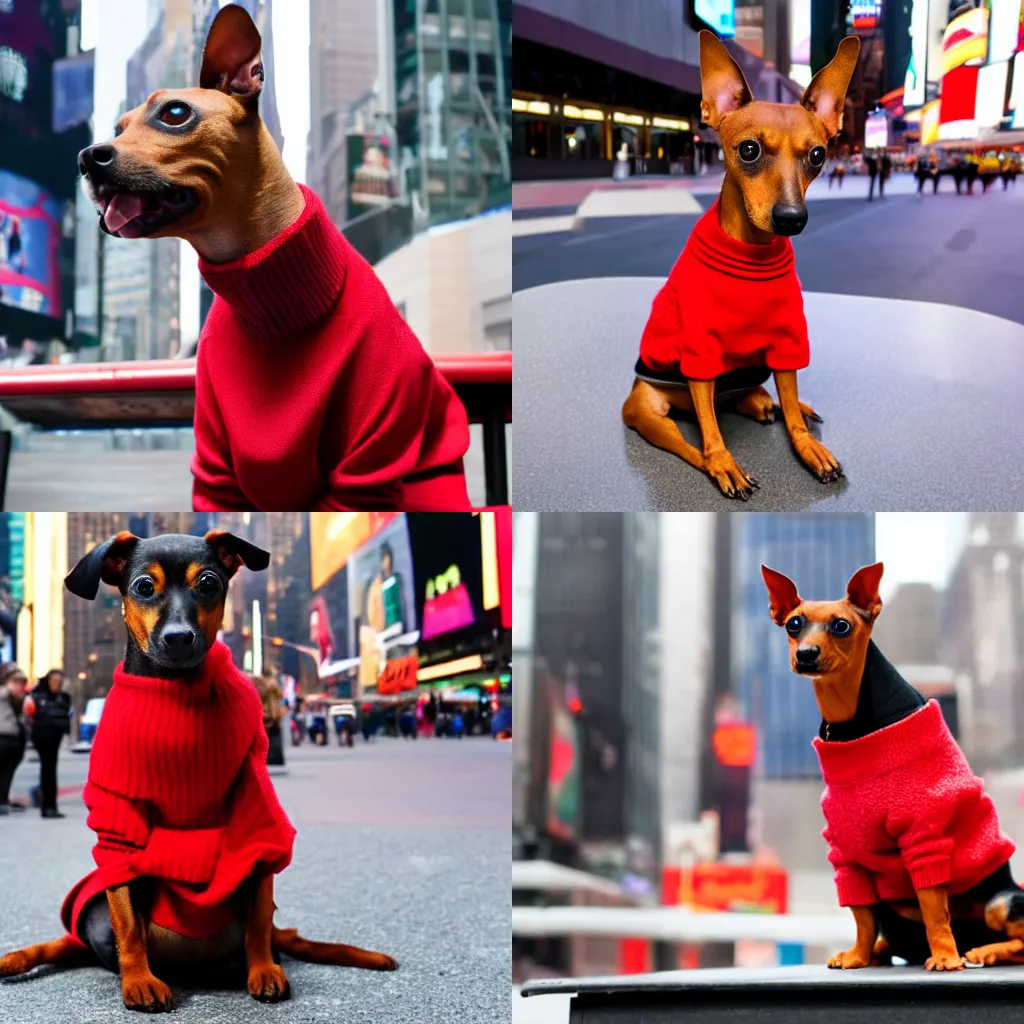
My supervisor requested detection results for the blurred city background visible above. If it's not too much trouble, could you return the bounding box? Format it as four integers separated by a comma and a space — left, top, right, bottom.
0, 510, 512, 1023
0, 0, 511, 506
512, 512, 1024, 1017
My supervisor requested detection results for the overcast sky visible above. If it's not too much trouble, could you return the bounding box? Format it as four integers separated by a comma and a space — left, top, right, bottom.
875, 512, 970, 599
80, 0, 310, 184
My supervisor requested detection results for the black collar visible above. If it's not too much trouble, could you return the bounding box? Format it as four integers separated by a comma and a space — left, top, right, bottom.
819, 640, 925, 742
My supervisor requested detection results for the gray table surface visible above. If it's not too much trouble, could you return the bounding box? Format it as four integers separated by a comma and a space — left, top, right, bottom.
513, 279, 1024, 511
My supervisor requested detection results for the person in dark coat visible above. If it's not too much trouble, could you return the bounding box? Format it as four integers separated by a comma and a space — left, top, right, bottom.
25, 669, 71, 818
0, 663, 28, 813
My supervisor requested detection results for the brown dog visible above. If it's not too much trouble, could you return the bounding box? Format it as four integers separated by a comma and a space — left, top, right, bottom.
762, 562, 1024, 972
77, 4, 300, 263
622, 32, 860, 499
0, 531, 396, 1012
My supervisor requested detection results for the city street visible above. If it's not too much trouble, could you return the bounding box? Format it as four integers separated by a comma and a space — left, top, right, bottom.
0, 735, 511, 1024
512, 173, 1024, 510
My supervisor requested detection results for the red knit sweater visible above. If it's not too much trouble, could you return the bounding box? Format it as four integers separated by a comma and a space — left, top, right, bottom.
638, 198, 810, 380
814, 700, 1014, 907
192, 185, 472, 512
61, 642, 295, 943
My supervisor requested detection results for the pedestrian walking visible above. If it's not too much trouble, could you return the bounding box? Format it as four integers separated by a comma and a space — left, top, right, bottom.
0, 663, 28, 814
24, 669, 71, 818
866, 153, 879, 201
880, 152, 892, 199
255, 672, 286, 766
914, 154, 928, 198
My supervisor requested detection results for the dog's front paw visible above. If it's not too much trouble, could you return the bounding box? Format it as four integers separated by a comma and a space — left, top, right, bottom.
925, 952, 965, 972
366, 952, 399, 971
0, 951, 29, 977
121, 972, 174, 1012
827, 948, 871, 969
704, 449, 759, 501
248, 962, 292, 1003
791, 432, 843, 484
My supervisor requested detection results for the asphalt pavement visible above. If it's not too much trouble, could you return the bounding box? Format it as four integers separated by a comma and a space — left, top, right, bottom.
0, 735, 511, 1024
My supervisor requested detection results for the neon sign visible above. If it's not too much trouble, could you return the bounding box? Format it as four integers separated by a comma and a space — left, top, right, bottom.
425, 564, 462, 602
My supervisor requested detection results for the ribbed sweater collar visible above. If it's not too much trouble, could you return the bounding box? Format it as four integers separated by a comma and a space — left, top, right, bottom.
813, 699, 947, 783
112, 640, 234, 703
198, 184, 348, 339
689, 197, 795, 281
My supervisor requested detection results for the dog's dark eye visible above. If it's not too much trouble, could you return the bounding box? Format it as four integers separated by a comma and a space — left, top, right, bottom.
785, 615, 804, 636
197, 572, 222, 598
159, 102, 192, 127
132, 577, 156, 599
830, 618, 852, 637
738, 140, 761, 163
809, 146, 826, 167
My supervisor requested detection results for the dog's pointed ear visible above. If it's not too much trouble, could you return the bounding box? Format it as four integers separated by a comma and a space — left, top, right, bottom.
801, 36, 860, 139
846, 562, 884, 622
761, 565, 801, 626
65, 532, 140, 600
205, 530, 270, 578
700, 30, 753, 131
199, 4, 264, 112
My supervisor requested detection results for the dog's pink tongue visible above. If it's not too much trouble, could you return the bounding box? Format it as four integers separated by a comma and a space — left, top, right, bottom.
104, 194, 144, 234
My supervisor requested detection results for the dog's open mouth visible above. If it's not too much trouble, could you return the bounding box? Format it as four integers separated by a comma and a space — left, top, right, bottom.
97, 186, 199, 238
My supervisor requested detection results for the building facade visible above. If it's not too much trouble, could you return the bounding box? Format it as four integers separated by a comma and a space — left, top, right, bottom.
393, 0, 511, 226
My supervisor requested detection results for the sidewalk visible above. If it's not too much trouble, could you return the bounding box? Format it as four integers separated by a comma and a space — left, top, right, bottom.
513, 172, 726, 212
0, 737, 511, 1024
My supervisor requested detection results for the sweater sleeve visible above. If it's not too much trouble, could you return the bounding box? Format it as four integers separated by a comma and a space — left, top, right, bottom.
823, 824, 878, 906
84, 778, 151, 864
191, 350, 252, 512
889, 787, 960, 891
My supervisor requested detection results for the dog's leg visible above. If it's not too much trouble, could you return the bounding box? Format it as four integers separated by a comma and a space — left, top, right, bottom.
622, 380, 706, 472
107, 885, 174, 1012
774, 370, 843, 483
965, 939, 1024, 966
734, 386, 776, 424
689, 379, 757, 500
0, 935, 90, 977
272, 927, 398, 970
826, 906, 877, 969
246, 874, 291, 1002
917, 885, 964, 971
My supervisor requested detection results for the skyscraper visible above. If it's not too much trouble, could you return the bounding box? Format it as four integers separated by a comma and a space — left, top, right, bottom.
392, 0, 511, 227
733, 514, 876, 779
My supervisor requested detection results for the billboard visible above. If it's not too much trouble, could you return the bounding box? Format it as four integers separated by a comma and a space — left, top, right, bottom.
0, 169, 61, 318
789, 0, 812, 86
1011, 50, 1024, 126
941, 6, 990, 75
694, 1, 736, 38
851, 0, 881, 33
346, 133, 398, 221
938, 64, 980, 138
310, 512, 398, 591
865, 110, 889, 148
545, 682, 581, 841
921, 98, 942, 143
988, 0, 1022, 65
52, 50, 93, 132
734, 3, 764, 59
975, 60, 1010, 127
905, 0, 931, 107
347, 514, 417, 657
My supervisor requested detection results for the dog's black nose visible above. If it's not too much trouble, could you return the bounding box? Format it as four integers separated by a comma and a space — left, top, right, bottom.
163, 626, 197, 653
796, 645, 820, 667
78, 144, 116, 177
770, 203, 808, 236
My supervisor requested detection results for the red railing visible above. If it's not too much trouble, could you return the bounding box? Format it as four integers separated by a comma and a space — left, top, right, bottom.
0, 351, 511, 506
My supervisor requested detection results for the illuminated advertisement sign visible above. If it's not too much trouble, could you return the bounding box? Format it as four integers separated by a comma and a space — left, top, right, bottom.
988, 0, 1022, 64
310, 512, 398, 591
851, 0, 881, 33
905, 0, 930, 107
421, 564, 476, 641
938, 64, 980, 138
941, 7, 990, 75
975, 60, 1009, 127
865, 110, 889, 148
921, 98, 942, 143
0, 169, 61, 318
546, 683, 581, 841
695, 1, 736, 38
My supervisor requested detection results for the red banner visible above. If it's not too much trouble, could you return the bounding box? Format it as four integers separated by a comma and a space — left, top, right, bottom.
662, 862, 788, 913
376, 653, 419, 695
